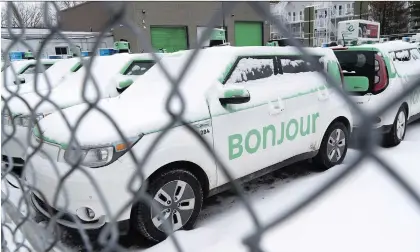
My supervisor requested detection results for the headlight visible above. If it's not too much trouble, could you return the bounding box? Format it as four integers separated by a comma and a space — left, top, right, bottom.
64, 146, 114, 168
62, 135, 143, 168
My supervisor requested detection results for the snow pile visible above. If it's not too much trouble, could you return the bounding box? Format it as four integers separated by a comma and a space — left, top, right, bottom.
2, 58, 81, 98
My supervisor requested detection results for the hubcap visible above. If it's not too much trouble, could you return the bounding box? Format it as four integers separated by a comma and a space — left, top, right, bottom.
396, 111, 406, 140
151, 180, 195, 232
326, 128, 346, 163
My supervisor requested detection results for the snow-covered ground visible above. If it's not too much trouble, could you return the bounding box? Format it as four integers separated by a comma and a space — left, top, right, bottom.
2, 120, 420, 252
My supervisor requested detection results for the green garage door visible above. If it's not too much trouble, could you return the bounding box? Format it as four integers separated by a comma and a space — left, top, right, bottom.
234, 21, 263, 46
150, 26, 188, 53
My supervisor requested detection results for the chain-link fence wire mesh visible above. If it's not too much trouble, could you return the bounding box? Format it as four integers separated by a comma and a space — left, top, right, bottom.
1, 1, 420, 252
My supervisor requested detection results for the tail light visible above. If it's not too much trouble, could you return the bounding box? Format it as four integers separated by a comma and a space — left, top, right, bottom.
373, 54, 388, 93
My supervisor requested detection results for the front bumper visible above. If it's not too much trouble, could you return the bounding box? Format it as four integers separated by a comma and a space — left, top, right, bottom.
1, 125, 31, 159
24, 152, 136, 229
1, 125, 32, 187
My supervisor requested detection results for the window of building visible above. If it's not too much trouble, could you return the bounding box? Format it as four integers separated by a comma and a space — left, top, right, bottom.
300, 11, 303, 20
288, 12, 291, 21
339, 5, 342, 16
293, 12, 296, 21
55, 47, 68, 55
315, 10, 318, 19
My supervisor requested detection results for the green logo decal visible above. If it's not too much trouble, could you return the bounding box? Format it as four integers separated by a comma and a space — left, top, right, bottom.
228, 112, 320, 160
347, 25, 354, 32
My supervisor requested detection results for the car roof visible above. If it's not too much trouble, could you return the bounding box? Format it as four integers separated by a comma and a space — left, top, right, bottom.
352, 41, 418, 53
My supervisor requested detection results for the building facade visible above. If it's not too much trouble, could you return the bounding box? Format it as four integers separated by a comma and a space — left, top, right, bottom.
270, 1, 369, 46
59, 1, 271, 53
1, 28, 114, 60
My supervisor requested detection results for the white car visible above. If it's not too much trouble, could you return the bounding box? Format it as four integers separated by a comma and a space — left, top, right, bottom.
25, 46, 353, 243
2, 58, 83, 99
1, 59, 60, 86
333, 41, 420, 146
2, 53, 159, 184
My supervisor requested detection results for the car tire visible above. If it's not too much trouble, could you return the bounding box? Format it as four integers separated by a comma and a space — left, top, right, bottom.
132, 169, 203, 243
312, 122, 349, 172
383, 107, 407, 147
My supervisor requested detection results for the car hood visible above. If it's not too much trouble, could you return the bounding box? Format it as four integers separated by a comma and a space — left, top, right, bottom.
36, 83, 212, 147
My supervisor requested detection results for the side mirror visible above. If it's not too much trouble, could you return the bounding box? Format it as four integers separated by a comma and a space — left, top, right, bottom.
343, 76, 369, 92
13, 76, 25, 85
117, 78, 134, 90
218, 86, 250, 105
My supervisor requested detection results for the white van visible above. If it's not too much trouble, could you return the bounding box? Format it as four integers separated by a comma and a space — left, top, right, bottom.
2, 53, 159, 185
25, 46, 353, 242
332, 41, 420, 146
2, 58, 83, 99
1, 59, 60, 86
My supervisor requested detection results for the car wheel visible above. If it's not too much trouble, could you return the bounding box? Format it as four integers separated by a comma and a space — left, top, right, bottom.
132, 169, 203, 243
312, 122, 349, 171
383, 107, 407, 147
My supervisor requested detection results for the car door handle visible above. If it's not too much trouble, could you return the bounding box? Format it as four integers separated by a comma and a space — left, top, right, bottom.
268, 99, 285, 115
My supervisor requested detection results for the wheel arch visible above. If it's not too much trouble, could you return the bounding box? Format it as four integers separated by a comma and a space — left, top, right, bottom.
147, 161, 210, 198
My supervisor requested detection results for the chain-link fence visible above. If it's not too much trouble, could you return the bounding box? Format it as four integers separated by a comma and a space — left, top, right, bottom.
2, 1, 420, 252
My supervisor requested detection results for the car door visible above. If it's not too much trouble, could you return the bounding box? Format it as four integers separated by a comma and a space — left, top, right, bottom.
208, 55, 293, 185
277, 55, 326, 154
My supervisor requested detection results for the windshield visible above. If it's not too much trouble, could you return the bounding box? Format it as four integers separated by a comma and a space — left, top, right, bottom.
20, 63, 53, 74
334, 50, 375, 95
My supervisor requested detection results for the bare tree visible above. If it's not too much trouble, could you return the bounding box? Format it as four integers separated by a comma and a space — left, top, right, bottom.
1, 2, 44, 28
369, 1, 410, 35
56, 1, 85, 10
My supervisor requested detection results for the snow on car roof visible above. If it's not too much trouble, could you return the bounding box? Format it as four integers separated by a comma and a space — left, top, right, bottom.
37, 46, 337, 146
6, 53, 157, 114
358, 40, 418, 52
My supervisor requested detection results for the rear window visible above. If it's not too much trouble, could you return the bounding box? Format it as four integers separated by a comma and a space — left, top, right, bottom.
334, 50, 376, 95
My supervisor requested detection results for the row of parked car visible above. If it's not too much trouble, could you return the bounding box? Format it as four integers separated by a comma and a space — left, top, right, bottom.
1, 40, 420, 243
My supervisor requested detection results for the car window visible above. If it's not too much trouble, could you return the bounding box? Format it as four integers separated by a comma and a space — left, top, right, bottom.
410, 49, 420, 61
124, 61, 155, 76
391, 49, 411, 62
280, 56, 323, 73
20, 63, 54, 74
226, 57, 274, 84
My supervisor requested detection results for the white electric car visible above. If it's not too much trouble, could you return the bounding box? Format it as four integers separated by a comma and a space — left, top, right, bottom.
25, 46, 353, 243
2, 58, 83, 99
2, 59, 60, 86
333, 41, 420, 146
2, 53, 159, 186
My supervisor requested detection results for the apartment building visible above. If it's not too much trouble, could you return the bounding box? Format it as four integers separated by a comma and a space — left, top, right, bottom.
270, 1, 369, 46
